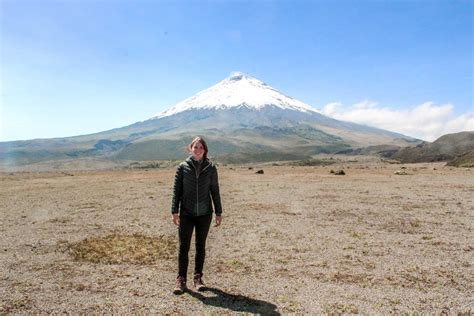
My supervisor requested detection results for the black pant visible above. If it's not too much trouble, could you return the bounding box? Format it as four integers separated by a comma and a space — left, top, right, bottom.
178, 214, 212, 279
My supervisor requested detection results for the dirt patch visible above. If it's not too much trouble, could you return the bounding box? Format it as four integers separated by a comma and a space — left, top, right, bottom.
68, 233, 176, 265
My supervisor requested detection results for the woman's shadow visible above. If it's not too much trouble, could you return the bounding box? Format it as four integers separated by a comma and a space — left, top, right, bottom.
186, 286, 280, 315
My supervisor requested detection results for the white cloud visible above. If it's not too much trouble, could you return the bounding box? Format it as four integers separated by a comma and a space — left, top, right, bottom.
320, 101, 474, 141
352, 100, 378, 109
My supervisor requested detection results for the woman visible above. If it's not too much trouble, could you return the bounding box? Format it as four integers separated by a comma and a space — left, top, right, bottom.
171, 136, 222, 294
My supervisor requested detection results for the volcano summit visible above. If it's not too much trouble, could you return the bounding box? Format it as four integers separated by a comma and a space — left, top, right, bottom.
154, 72, 318, 118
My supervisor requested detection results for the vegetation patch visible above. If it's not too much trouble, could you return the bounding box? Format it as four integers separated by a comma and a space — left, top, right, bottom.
0, 296, 32, 314
446, 150, 474, 167
383, 218, 422, 234
289, 158, 337, 166
127, 161, 161, 169
216, 258, 251, 273
68, 233, 176, 265
323, 302, 359, 314
244, 202, 286, 212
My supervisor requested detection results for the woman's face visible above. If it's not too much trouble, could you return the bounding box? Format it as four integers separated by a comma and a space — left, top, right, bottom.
191, 141, 205, 161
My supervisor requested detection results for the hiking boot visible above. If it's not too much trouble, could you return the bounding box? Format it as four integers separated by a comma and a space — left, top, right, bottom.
173, 276, 186, 295
193, 274, 205, 291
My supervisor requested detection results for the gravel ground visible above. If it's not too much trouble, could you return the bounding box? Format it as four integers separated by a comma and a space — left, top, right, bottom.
0, 159, 473, 314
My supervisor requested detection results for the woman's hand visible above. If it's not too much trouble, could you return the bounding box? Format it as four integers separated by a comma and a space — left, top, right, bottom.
172, 213, 180, 226
215, 215, 222, 227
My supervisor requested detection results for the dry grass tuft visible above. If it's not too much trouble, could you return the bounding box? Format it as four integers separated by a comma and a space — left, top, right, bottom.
0, 296, 32, 314
68, 233, 176, 265
323, 302, 359, 314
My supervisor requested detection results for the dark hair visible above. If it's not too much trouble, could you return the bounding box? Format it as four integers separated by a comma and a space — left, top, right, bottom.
187, 136, 208, 160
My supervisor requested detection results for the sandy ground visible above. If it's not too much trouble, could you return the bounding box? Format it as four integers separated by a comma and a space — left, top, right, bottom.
0, 159, 473, 314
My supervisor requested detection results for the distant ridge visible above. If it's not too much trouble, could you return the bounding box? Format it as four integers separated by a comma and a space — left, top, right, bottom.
391, 131, 474, 163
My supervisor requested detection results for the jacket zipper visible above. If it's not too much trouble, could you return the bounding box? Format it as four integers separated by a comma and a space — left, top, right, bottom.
196, 171, 199, 216
194, 161, 211, 217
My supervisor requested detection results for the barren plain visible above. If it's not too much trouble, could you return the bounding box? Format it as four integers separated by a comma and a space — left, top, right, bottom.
1, 157, 473, 314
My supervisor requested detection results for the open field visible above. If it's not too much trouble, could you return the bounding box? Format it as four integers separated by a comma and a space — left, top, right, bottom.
1, 158, 473, 314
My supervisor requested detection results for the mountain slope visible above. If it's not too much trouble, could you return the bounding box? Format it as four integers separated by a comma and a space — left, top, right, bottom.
391, 131, 474, 163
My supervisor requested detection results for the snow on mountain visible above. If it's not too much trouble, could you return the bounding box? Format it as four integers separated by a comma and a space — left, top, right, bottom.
152, 72, 320, 119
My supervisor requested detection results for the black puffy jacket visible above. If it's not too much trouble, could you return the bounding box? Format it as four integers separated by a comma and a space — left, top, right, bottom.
171, 157, 222, 217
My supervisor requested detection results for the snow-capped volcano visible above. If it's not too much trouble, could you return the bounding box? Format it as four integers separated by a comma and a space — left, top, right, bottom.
0, 72, 420, 167
153, 72, 319, 119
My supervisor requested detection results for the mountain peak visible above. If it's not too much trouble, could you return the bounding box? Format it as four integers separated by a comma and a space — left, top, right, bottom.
228, 71, 252, 81
152, 72, 319, 119
226, 72, 261, 83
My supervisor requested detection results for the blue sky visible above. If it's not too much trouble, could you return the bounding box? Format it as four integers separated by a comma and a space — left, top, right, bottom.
1, 0, 472, 141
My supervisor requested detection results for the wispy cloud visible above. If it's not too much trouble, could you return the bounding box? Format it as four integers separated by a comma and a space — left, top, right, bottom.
320, 101, 474, 141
